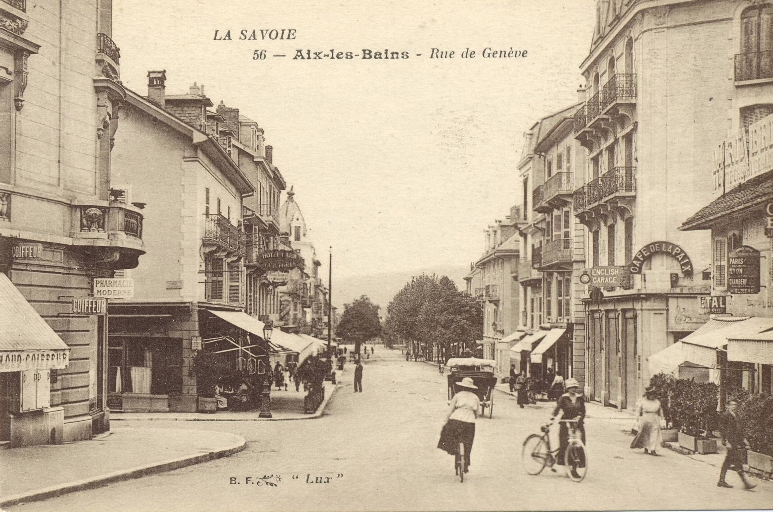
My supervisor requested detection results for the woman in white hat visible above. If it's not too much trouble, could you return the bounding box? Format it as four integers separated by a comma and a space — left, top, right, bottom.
551, 377, 586, 478
437, 377, 480, 474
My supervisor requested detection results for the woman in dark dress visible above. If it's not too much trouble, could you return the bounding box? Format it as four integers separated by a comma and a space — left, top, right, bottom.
515, 373, 528, 408
551, 377, 586, 476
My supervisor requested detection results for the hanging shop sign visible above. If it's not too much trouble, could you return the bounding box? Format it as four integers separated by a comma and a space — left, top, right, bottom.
265, 271, 290, 285
700, 295, 727, 315
628, 241, 693, 276
257, 249, 304, 271
728, 246, 761, 295
71, 297, 107, 315
589, 266, 625, 287
93, 278, 134, 298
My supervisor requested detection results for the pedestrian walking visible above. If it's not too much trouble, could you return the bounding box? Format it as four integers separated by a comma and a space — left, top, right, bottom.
294, 368, 301, 392
515, 373, 528, 408
509, 364, 517, 392
717, 399, 756, 490
354, 360, 363, 392
549, 372, 565, 401
630, 386, 664, 455
274, 361, 284, 390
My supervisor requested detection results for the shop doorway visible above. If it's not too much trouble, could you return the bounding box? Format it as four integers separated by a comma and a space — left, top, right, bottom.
606, 311, 620, 406
591, 312, 604, 402
622, 310, 638, 410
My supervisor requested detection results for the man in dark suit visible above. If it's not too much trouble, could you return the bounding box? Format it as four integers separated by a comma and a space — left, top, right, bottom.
717, 399, 756, 490
354, 360, 363, 392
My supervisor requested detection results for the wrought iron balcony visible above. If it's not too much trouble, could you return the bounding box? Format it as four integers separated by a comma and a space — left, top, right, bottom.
735, 51, 773, 82
586, 91, 601, 121
485, 284, 499, 300
600, 167, 636, 197
573, 186, 587, 212
203, 213, 244, 256
573, 105, 587, 133
97, 33, 121, 65
600, 74, 636, 111
541, 238, 572, 267
542, 172, 574, 207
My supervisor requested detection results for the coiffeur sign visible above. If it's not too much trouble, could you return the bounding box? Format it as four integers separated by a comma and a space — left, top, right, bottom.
0, 350, 69, 371
629, 241, 693, 276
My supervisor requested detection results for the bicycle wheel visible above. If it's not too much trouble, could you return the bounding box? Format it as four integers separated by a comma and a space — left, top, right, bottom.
522, 434, 550, 475
458, 441, 465, 482
565, 440, 587, 482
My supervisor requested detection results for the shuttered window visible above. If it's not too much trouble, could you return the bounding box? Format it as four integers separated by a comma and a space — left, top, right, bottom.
714, 238, 727, 288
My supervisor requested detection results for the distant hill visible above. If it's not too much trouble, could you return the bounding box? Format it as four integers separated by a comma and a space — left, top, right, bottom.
333, 264, 471, 313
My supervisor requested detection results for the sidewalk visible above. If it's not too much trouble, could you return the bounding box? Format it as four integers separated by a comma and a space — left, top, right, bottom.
112, 375, 342, 422
0, 427, 246, 508
0, 370, 345, 507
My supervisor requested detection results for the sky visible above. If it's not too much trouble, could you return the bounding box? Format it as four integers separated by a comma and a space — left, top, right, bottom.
113, 0, 596, 284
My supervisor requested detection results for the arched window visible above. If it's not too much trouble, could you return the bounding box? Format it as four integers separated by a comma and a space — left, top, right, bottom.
738, 5, 773, 80
625, 38, 634, 75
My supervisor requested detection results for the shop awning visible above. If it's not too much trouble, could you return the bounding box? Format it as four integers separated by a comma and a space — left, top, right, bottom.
648, 341, 718, 382
499, 330, 527, 345
530, 328, 566, 364
728, 330, 773, 365
510, 330, 548, 353
0, 273, 70, 372
205, 310, 292, 353
271, 330, 316, 365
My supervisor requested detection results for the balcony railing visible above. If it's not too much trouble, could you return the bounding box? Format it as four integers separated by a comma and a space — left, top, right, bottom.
735, 51, 773, 82
203, 213, 244, 255
485, 284, 499, 300
97, 33, 120, 65
573, 186, 586, 212
2, 0, 25, 11
543, 172, 574, 203
573, 105, 587, 133
541, 238, 572, 267
587, 177, 604, 205
600, 167, 636, 197
78, 204, 143, 239
532, 185, 544, 210
600, 74, 636, 110
586, 91, 601, 121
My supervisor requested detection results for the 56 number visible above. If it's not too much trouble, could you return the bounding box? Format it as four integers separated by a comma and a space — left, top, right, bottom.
253, 50, 266, 60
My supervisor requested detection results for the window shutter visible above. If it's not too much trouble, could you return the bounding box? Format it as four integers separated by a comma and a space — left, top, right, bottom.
714, 239, 727, 288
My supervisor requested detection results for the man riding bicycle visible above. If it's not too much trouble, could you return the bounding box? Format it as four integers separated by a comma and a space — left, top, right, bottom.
550, 377, 586, 479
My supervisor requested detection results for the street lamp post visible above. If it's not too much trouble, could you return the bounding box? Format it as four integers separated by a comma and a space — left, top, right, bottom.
259, 319, 274, 419
326, 247, 332, 371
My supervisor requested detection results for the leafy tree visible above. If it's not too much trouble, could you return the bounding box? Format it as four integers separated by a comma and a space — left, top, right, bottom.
336, 295, 382, 355
384, 274, 482, 361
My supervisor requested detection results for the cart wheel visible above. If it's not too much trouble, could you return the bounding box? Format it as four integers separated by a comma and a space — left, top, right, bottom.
488, 399, 493, 418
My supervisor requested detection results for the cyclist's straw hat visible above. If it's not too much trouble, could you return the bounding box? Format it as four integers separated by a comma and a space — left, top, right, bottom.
456, 377, 478, 390
565, 378, 580, 390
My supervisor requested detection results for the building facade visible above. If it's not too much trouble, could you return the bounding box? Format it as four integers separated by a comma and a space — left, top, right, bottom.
572, 0, 737, 409
0, 0, 144, 445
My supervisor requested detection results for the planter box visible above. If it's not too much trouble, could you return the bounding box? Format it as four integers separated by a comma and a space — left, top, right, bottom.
661, 428, 678, 443
747, 450, 773, 475
678, 432, 697, 452
197, 396, 217, 413
696, 438, 718, 454
678, 432, 717, 454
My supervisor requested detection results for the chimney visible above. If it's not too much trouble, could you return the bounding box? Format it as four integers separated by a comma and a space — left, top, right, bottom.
265, 145, 273, 164
216, 102, 240, 139
147, 70, 167, 107
189, 82, 201, 96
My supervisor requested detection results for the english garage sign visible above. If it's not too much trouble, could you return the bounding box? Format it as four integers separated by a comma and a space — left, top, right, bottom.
629, 241, 693, 277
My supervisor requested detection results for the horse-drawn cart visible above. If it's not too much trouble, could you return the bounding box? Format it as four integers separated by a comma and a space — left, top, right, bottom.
446, 357, 498, 418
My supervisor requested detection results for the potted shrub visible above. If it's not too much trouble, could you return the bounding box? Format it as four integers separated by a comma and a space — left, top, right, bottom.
737, 394, 773, 476
674, 379, 718, 454
193, 351, 221, 413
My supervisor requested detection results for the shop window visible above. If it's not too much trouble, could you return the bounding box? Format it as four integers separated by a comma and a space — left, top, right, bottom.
714, 238, 727, 288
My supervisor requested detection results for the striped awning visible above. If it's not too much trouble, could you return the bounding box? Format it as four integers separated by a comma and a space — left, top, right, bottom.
510, 330, 548, 353
728, 330, 773, 365
205, 309, 293, 353
0, 273, 70, 372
